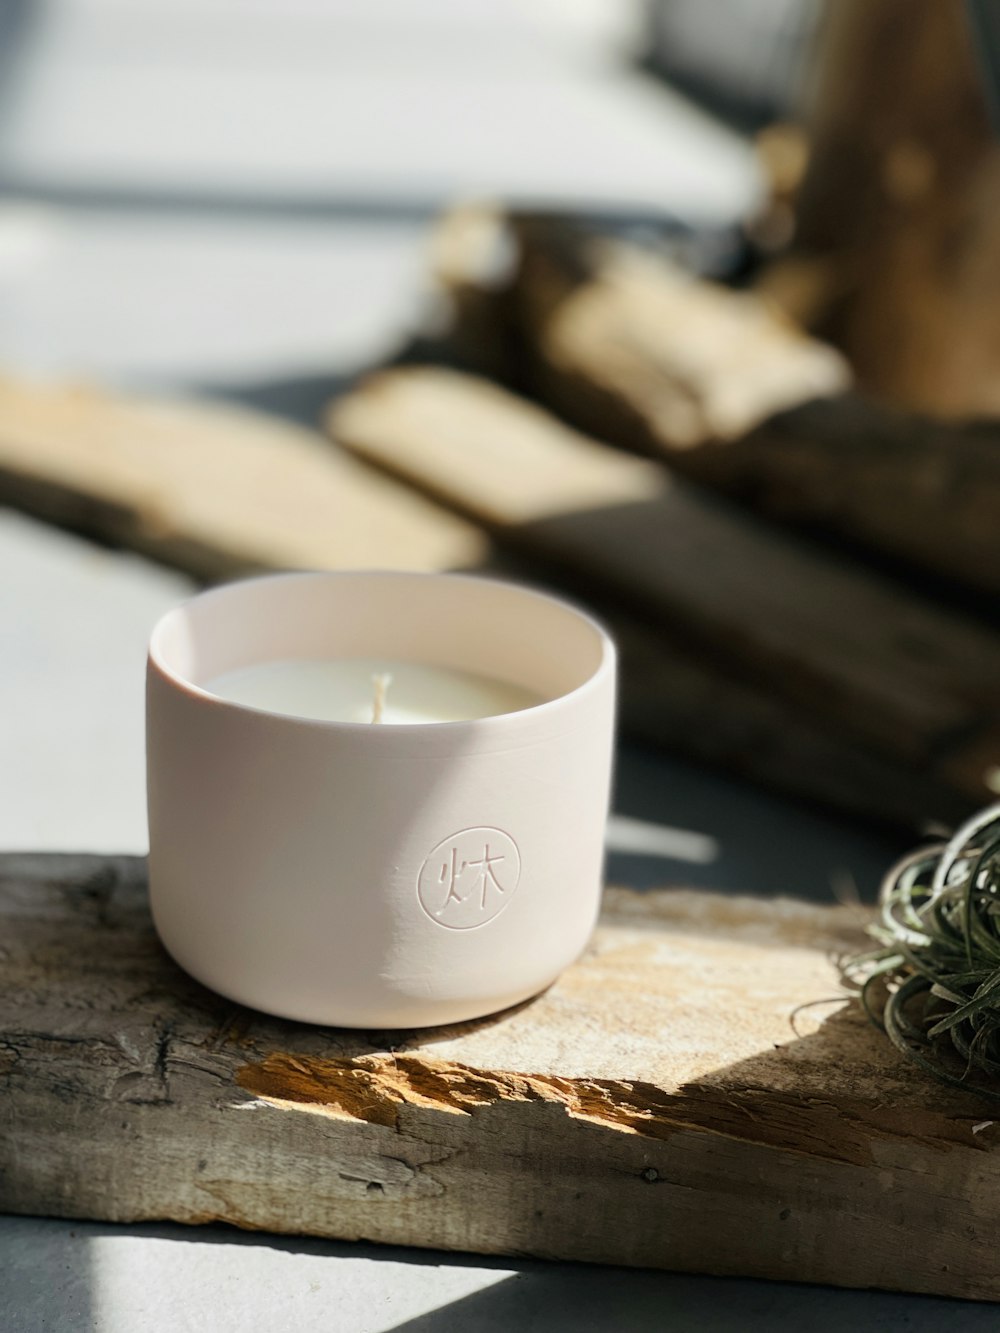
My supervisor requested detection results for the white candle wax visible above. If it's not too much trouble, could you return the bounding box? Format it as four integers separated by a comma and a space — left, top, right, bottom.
204, 657, 542, 725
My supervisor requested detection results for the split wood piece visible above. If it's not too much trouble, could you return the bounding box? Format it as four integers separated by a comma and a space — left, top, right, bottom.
499, 216, 1000, 598
609, 613, 969, 830
0, 376, 486, 580
427, 203, 843, 411
481, 554, 969, 830
502, 212, 849, 450
327, 366, 1000, 821
700, 395, 1000, 598
4, 852, 999, 1301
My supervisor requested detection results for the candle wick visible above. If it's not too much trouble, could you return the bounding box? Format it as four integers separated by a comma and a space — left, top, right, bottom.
371, 673, 392, 725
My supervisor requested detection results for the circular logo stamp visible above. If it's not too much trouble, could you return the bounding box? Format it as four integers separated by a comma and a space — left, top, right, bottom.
417, 827, 521, 930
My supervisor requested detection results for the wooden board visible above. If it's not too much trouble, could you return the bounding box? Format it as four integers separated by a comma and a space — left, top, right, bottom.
327, 365, 1000, 823
467, 552, 960, 831
430, 205, 850, 446
0, 376, 486, 579
701, 395, 1000, 598
430, 207, 850, 444
4, 852, 999, 1301
437, 211, 1000, 597
606, 610, 968, 829
514, 216, 1000, 599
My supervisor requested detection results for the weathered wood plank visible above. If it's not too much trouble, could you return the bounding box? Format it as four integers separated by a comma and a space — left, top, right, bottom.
476, 555, 965, 830
699, 395, 1000, 597
510, 219, 850, 449
327, 365, 1000, 821
429, 207, 848, 447
608, 612, 969, 829
0, 377, 486, 579
439, 211, 1000, 597
3, 852, 998, 1300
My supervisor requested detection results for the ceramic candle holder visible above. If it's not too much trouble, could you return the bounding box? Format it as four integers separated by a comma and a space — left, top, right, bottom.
146, 570, 616, 1028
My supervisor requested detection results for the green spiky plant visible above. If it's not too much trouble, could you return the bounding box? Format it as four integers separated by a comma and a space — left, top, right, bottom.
843, 804, 1000, 1098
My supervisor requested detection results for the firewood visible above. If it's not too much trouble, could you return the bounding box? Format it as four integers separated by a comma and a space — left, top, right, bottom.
488, 215, 1000, 596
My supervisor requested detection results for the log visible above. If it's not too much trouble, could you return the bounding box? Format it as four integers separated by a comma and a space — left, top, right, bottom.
0, 376, 486, 579
327, 366, 1000, 825
699, 396, 1000, 597
478, 545, 967, 829
607, 612, 969, 830
514, 231, 850, 448
490, 216, 1000, 597
4, 851, 999, 1301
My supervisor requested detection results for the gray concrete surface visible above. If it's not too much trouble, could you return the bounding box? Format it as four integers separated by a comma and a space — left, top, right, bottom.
0, 510, 191, 853
0, 1, 756, 220
0, 204, 431, 385
7, 1215, 998, 1333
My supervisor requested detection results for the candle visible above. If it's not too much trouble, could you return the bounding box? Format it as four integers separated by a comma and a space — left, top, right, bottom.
204, 658, 543, 725
146, 571, 615, 1029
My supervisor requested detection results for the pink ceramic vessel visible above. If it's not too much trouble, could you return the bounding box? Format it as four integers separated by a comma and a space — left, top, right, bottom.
146, 570, 616, 1028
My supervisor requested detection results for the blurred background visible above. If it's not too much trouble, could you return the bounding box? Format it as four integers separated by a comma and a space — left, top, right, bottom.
0, 0, 758, 387
7, 1, 1000, 1328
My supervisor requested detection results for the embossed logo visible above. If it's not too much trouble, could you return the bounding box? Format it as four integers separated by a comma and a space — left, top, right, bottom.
417, 827, 521, 930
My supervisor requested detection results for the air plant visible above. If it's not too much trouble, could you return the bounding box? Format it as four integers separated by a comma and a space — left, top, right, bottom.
843, 804, 1000, 1098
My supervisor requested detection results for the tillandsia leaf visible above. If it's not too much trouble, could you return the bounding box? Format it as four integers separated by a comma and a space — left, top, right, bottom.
842, 803, 1000, 1099
962, 837, 1000, 965
926, 975, 1000, 1038
930, 980, 971, 1005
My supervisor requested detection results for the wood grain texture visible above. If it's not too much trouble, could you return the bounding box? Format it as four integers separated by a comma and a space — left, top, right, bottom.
0, 376, 486, 578
327, 365, 1000, 823
3, 852, 999, 1300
